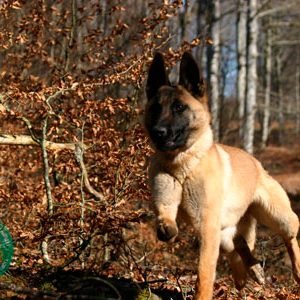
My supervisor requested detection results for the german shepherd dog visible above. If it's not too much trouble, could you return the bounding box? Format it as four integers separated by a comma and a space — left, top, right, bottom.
144, 52, 300, 300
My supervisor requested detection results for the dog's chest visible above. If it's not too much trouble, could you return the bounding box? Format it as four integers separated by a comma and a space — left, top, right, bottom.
181, 176, 206, 223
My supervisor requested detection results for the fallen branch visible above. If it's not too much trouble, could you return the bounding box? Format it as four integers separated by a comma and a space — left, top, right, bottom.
41, 236, 52, 265
0, 133, 87, 151
75, 143, 104, 201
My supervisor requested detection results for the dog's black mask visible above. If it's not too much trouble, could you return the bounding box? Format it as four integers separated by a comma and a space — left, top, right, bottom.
146, 88, 190, 152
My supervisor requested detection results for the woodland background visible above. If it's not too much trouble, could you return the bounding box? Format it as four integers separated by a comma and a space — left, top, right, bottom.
0, 0, 300, 299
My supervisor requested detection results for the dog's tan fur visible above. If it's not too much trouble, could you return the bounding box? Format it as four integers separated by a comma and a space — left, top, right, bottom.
145, 52, 300, 300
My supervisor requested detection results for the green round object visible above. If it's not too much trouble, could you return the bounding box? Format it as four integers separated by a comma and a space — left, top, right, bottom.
0, 222, 14, 275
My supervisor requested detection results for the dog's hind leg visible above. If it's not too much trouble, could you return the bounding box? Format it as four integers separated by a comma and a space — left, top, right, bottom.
222, 215, 264, 289
252, 173, 300, 284
235, 214, 265, 285
221, 226, 247, 288
233, 235, 265, 285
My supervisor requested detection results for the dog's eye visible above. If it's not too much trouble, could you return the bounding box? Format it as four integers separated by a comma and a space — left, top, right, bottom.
172, 102, 186, 114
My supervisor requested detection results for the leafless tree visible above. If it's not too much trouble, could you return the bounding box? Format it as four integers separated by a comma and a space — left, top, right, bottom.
236, 0, 247, 138
261, 19, 272, 148
243, 0, 258, 154
206, 0, 221, 141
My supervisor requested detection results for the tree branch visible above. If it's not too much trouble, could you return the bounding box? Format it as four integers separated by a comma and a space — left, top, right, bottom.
74, 144, 105, 202
41, 236, 52, 265
41, 117, 53, 216
257, 2, 297, 19
273, 40, 300, 46
0, 134, 87, 151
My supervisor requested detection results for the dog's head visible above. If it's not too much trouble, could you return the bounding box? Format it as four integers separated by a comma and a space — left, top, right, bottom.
145, 52, 210, 153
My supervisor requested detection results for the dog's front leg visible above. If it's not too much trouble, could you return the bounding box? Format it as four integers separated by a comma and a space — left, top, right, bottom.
150, 170, 182, 242
194, 209, 221, 300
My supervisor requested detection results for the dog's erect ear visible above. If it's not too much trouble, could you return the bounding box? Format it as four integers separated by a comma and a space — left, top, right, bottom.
179, 52, 205, 98
146, 52, 170, 100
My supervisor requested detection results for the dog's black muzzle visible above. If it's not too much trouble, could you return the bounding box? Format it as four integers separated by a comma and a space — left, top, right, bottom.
151, 125, 188, 152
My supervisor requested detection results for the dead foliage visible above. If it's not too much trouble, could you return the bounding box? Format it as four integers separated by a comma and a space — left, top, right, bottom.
0, 1, 299, 299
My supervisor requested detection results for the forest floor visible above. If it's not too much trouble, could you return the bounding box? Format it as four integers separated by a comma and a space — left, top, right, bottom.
0, 144, 300, 300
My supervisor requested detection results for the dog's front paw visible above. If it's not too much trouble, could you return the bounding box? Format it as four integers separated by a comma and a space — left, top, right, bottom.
157, 220, 178, 242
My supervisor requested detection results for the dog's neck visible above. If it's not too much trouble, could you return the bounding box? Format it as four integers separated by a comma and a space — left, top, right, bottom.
156, 127, 214, 184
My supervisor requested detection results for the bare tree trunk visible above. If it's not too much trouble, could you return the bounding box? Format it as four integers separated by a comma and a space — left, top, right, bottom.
179, 0, 193, 41
76, 0, 84, 69
207, 0, 221, 141
48, 1, 57, 67
100, 0, 107, 35
275, 50, 284, 145
261, 25, 272, 148
243, 0, 258, 154
64, 0, 77, 73
236, 0, 247, 138
195, 0, 207, 67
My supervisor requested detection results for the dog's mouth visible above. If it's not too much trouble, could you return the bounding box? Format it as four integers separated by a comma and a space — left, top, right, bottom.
151, 128, 188, 152
158, 142, 177, 152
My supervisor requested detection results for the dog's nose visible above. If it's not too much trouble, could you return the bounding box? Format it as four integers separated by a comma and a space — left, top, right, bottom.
153, 126, 168, 138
